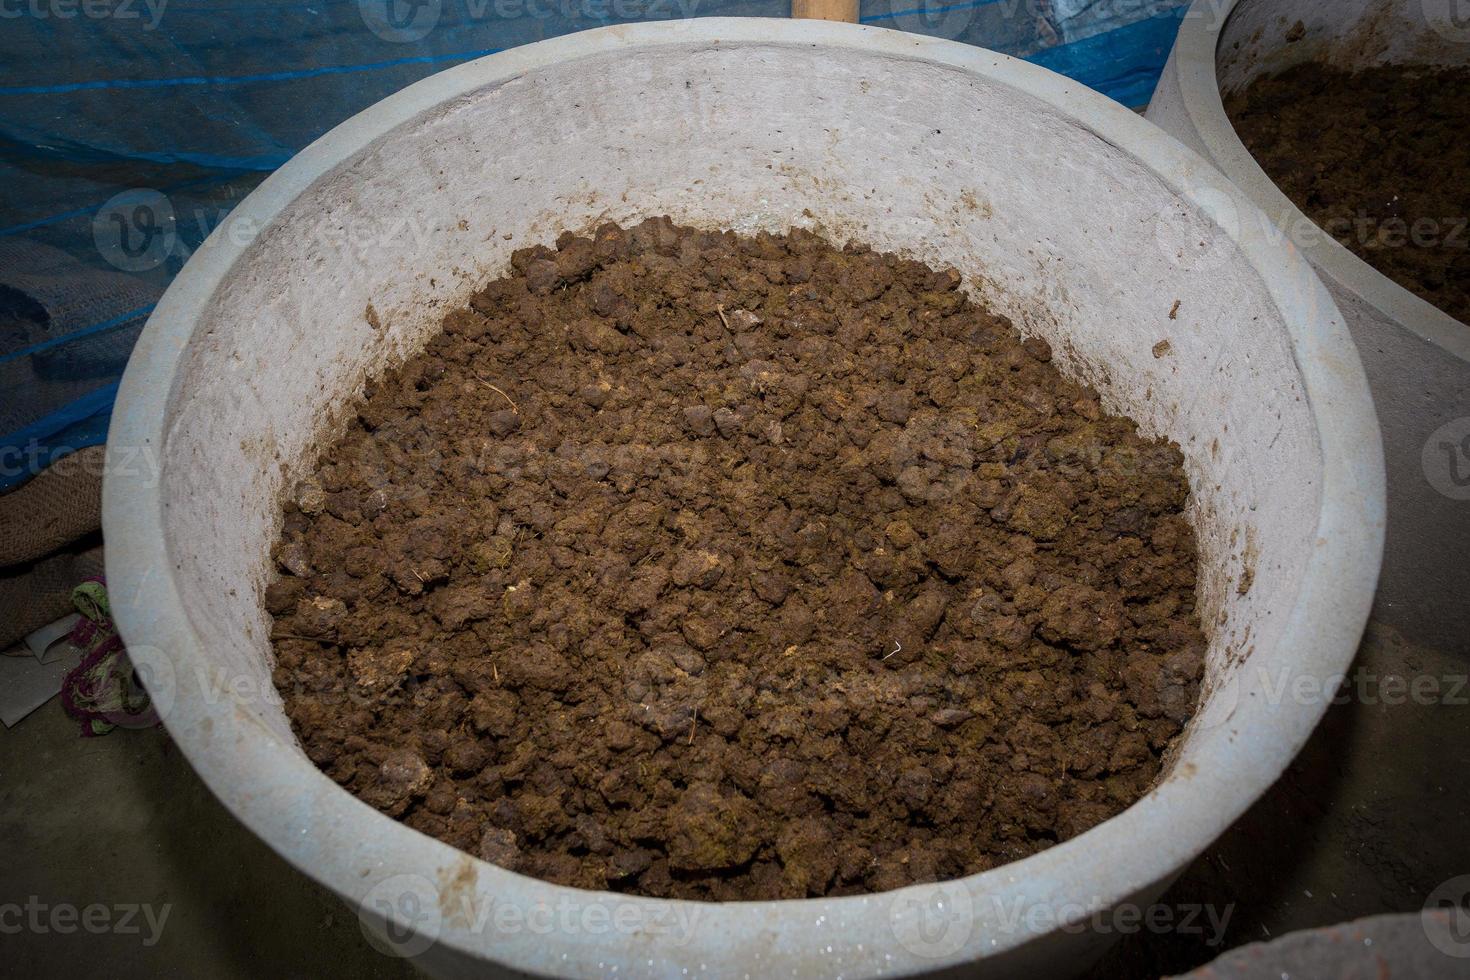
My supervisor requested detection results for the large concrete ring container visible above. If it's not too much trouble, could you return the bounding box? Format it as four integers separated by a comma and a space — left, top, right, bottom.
102, 19, 1384, 978
1148, 0, 1470, 651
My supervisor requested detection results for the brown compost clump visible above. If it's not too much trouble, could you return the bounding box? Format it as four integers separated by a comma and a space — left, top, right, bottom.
268, 219, 1206, 900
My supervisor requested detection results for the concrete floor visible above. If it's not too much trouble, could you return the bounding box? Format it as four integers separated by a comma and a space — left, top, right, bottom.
1, 619, 1465, 979
1, 691, 410, 979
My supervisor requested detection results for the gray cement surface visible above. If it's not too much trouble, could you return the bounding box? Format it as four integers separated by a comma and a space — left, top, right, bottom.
0, 690, 412, 979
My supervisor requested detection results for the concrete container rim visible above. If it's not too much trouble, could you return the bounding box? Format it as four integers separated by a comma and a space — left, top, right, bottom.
1167, 0, 1470, 364
102, 17, 1385, 977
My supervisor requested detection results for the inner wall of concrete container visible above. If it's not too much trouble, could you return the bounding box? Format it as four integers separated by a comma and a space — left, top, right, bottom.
1198, 0, 1469, 646
1218, 0, 1470, 93
162, 40, 1317, 765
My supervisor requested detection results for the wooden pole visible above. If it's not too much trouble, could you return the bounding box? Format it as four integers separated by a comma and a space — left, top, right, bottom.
791, 0, 860, 22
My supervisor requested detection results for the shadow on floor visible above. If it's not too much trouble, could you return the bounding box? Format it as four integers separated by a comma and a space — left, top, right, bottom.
1087, 621, 1470, 978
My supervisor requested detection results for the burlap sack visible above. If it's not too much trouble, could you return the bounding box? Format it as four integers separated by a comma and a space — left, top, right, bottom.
0, 544, 104, 650
0, 444, 105, 567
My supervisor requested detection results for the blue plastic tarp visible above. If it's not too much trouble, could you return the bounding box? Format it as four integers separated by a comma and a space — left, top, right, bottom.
0, 0, 1189, 491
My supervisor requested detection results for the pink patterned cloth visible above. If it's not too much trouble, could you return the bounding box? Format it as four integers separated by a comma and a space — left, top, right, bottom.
59, 577, 158, 736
